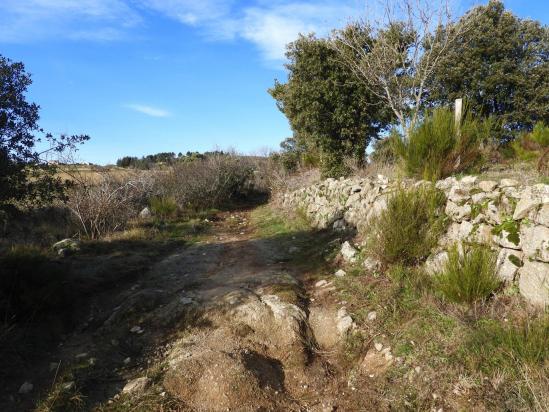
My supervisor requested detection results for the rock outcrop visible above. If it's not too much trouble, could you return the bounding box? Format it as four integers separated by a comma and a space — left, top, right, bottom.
282, 175, 549, 307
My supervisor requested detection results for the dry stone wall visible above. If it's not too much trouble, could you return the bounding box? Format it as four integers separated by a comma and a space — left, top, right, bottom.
282, 175, 549, 307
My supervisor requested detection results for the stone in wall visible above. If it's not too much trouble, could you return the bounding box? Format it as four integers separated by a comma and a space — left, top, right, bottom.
518, 261, 549, 307
521, 225, 549, 262
495, 249, 523, 283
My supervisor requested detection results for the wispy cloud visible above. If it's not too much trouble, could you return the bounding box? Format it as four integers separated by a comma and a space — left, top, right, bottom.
0, 0, 364, 62
125, 104, 172, 118
0, 0, 140, 42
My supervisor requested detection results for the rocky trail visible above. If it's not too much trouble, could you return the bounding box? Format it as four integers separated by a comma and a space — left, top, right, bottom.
2, 208, 366, 412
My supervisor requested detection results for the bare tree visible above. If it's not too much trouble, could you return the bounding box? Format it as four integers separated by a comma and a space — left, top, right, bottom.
332, 0, 466, 137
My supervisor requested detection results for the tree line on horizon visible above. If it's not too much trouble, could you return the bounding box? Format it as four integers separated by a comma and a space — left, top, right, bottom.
115, 151, 228, 170
270, 0, 548, 177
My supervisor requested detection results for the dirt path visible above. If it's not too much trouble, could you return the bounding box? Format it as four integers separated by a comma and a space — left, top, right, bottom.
2, 209, 353, 411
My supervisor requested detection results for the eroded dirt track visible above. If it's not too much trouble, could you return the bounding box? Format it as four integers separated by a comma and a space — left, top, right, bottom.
2, 210, 350, 412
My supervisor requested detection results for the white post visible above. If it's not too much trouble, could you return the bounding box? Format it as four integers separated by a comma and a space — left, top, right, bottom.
455, 98, 463, 127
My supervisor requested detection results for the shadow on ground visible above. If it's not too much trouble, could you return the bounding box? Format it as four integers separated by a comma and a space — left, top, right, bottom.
0, 205, 345, 411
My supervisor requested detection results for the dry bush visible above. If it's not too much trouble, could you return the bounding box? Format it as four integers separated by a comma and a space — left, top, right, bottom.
343, 156, 397, 179
67, 171, 153, 239
154, 153, 254, 211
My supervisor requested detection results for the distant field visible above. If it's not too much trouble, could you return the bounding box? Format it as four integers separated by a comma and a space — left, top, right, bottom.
55, 164, 136, 183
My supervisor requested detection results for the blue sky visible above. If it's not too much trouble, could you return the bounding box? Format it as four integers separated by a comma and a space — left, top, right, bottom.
0, 0, 547, 164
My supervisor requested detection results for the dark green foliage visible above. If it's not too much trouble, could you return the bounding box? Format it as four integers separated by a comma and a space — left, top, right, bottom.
369, 132, 398, 165
116, 151, 220, 169
427, 1, 549, 141
0, 54, 88, 207
393, 107, 493, 180
434, 244, 499, 304
0, 246, 73, 320
492, 218, 521, 246
269, 34, 392, 178
369, 186, 447, 266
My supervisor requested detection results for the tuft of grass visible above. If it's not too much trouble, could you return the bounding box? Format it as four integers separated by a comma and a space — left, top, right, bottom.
250, 205, 309, 237
434, 243, 499, 304
466, 316, 549, 372
149, 196, 178, 219
369, 185, 447, 266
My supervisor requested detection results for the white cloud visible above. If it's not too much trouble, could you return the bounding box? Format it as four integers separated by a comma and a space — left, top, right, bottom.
0, 0, 140, 42
240, 2, 360, 61
0, 0, 365, 62
125, 104, 172, 117
138, 1, 364, 62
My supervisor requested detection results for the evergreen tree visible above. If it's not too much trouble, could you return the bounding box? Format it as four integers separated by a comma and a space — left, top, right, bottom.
269, 34, 392, 177
427, 0, 549, 141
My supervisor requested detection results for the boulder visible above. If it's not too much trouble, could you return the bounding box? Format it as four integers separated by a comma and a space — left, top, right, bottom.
334, 269, 347, 278
435, 177, 457, 191
521, 225, 549, 262
122, 377, 150, 395
52, 238, 80, 254
336, 307, 354, 336
493, 229, 521, 250
445, 201, 471, 222
518, 261, 549, 307
425, 251, 449, 275
448, 186, 470, 203
362, 257, 381, 272
460, 175, 477, 187
18, 382, 33, 394
340, 241, 358, 263
534, 204, 549, 227
139, 207, 152, 219
495, 249, 523, 283
513, 194, 542, 220
500, 179, 519, 188
478, 180, 498, 192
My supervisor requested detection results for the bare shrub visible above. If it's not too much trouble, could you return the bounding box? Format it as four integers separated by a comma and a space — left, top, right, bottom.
343, 156, 397, 179
154, 154, 254, 211
67, 171, 153, 239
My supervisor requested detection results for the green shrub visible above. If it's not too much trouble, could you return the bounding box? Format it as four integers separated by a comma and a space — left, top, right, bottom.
434, 244, 499, 304
370, 130, 398, 165
0, 245, 73, 321
369, 185, 447, 266
393, 107, 493, 180
510, 122, 549, 171
149, 196, 178, 219
467, 316, 549, 370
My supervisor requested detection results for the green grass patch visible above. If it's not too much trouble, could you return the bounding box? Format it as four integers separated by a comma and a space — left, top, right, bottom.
466, 316, 549, 372
250, 205, 310, 237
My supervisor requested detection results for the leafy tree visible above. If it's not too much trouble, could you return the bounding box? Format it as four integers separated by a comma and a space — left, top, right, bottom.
0, 55, 88, 207
333, 0, 462, 138
427, 0, 549, 141
269, 34, 392, 177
